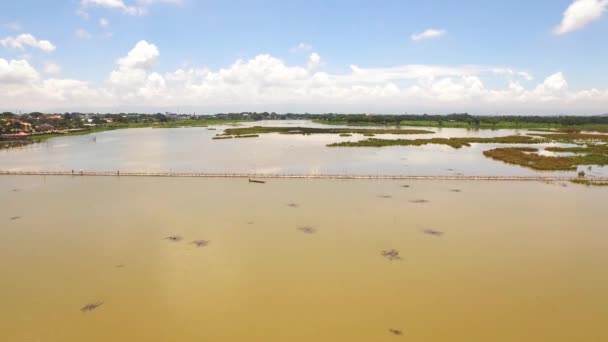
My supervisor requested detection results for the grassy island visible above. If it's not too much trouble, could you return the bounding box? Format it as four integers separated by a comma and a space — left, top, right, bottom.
234, 134, 260, 138
483, 147, 608, 170
327, 135, 543, 149
310, 113, 608, 132
221, 126, 434, 136
570, 179, 608, 186
530, 132, 608, 144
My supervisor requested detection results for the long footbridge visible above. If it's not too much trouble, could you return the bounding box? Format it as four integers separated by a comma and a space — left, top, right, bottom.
2, 170, 607, 182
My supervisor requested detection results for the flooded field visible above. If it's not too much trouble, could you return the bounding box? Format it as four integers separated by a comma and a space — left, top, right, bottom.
2, 120, 606, 177
1, 176, 607, 342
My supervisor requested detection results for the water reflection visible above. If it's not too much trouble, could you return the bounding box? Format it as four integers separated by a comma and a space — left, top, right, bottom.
1, 120, 606, 177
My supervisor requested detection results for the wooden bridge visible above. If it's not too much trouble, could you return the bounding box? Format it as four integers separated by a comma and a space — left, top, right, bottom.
1, 170, 607, 182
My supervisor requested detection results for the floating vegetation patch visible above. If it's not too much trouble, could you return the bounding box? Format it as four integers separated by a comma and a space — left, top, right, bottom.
378, 195, 392, 199
212, 135, 233, 140
248, 179, 265, 184
339, 133, 352, 137
80, 302, 104, 313
531, 132, 608, 144
388, 329, 403, 336
222, 126, 434, 136
297, 226, 316, 234
423, 229, 444, 237
164, 235, 183, 242
9, 216, 21, 221
328, 135, 543, 149
557, 126, 608, 134
286, 203, 299, 208
234, 134, 259, 138
115, 264, 125, 268
191, 240, 210, 247
570, 179, 608, 187
401, 185, 410, 188
483, 147, 608, 171
450, 189, 462, 193
381, 249, 401, 261
409, 199, 429, 204
363, 133, 375, 137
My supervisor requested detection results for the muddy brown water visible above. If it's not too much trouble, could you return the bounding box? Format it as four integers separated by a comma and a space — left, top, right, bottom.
0, 176, 606, 342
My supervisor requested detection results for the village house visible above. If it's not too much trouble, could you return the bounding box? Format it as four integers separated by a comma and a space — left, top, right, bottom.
0, 119, 33, 135
17, 121, 32, 132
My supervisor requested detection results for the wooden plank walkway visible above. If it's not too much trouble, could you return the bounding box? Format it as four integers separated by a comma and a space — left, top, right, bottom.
1, 170, 607, 182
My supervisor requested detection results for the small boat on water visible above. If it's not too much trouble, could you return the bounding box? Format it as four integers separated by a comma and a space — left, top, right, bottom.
248, 179, 265, 184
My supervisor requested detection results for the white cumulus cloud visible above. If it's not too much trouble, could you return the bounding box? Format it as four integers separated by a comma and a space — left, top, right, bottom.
1, 41, 608, 114
290, 42, 312, 53
0, 58, 40, 84
135, 0, 183, 4
307, 53, 322, 70
109, 40, 162, 99
533, 72, 569, 101
80, 0, 145, 15
0, 58, 107, 109
116, 40, 159, 69
79, 0, 181, 16
99, 18, 110, 28
491, 68, 534, 81
44, 62, 62, 75
554, 0, 608, 34
411, 29, 447, 41
0, 33, 56, 52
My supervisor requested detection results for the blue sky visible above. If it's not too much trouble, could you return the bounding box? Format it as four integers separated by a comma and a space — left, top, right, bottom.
1, 0, 607, 114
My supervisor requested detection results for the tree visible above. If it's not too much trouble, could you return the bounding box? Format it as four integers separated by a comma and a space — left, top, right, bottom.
29, 112, 44, 119
153, 113, 168, 122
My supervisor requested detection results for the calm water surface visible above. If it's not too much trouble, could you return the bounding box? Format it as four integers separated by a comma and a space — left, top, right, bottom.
2, 120, 605, 177
1, 176, 607, 342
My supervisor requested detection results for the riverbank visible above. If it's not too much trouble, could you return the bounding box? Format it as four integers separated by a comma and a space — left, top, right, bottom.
0, 119, 253, 148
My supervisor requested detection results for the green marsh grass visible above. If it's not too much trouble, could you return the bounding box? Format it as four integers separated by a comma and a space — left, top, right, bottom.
327, 135, 543, 149
482, 147, 608, 171
222, 126, 434, 136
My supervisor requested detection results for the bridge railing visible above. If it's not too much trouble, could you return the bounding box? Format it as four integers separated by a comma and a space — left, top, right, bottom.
1, 169, 607, 182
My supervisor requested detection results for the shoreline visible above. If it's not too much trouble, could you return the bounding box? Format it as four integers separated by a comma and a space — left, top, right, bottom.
2, 170, 607, 182
0, 119, 254, 148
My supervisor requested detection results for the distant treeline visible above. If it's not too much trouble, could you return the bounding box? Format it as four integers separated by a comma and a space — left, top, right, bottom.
206, 112, 608, 126
3, 111, 608, 131
302, 113, 608, 126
